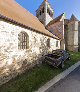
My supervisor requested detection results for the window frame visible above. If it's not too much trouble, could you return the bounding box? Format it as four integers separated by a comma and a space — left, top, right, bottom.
42, 7, 44, 13
56, 41, 58, 47
18, 31, 29, 50
47, 38, 50, 48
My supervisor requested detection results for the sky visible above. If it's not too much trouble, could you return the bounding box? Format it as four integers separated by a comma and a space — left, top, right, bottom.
16, 0, 80, 20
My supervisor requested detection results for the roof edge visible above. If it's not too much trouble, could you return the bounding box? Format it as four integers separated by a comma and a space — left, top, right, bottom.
0, 14, 59, 40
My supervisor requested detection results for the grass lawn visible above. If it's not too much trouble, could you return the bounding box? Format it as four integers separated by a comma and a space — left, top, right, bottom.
0, 52, 80, 92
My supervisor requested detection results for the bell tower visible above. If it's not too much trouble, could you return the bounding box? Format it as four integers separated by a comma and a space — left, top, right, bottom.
36, 0, 54, 26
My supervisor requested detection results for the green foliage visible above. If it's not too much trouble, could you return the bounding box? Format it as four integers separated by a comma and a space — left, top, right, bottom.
0, 52, 80, 92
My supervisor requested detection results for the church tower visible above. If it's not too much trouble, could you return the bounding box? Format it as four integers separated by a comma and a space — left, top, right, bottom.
36, 0, 54, 26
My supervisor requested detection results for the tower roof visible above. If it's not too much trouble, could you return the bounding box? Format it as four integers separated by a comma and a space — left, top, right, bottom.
70, 14, 79, 21
36, 0, 54, 12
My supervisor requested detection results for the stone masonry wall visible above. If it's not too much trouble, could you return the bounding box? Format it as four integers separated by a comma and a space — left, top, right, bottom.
0, 19, 60, 85
67, 21, 79, 52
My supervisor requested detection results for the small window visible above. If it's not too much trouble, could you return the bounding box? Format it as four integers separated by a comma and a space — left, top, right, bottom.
47, 38, 50, 48
56, 41, 58, 47
18, 32, 29, 50
42, 7, 44, 13
49, 11, 50, 15
40, 10, 41, 15
47, 8, 53, 17
47, 8, 50, 15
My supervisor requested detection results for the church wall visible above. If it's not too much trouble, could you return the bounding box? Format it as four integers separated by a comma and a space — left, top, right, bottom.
45, 13, 53, 25
75, 21, 78, 30
74, 31, 78, 51
64, 26, 68, 50
67, 21, 79, 52
37, 13, 45, 24
67, 23, 74, 51
78, 23, 80, 51
0, 19, 60, 85
74, 21, 79, 51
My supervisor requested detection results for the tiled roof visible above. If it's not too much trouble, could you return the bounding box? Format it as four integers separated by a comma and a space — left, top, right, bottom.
51, 29, 63, 40
46, 13, 65, 39
0, 0, 59, 39
46, 13, 64, 27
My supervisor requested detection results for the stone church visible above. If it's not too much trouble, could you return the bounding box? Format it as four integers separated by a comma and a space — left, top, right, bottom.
0, 0, 79, 85
0, 0, 60, 85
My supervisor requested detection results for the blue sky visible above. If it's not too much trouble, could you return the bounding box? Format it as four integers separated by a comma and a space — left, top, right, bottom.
16, 0, 80, 20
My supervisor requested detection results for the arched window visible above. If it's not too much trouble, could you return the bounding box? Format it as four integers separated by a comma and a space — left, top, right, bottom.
47, 38, 50, 48
18, 32, 29, 49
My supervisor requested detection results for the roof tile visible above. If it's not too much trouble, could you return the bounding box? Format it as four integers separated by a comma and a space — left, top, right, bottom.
0, 0, 59, 39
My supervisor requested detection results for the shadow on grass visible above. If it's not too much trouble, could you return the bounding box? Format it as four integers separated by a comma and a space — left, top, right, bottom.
0, 52, 80, 92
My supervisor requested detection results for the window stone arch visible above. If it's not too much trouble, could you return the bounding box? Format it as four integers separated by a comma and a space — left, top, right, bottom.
18, 31, 29, 49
